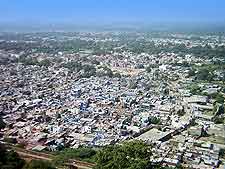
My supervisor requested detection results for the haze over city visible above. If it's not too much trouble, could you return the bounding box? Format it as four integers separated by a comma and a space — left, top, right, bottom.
0, 0, 225, 31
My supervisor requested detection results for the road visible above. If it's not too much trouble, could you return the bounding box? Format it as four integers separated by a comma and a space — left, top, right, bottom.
5, 143, 94, 169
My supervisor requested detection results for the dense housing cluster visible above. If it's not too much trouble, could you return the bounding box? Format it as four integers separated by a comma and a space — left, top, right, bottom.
0, 31, 225, 168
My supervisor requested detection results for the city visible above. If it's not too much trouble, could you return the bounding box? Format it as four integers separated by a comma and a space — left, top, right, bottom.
0, 31, 225, 168
1, 0, 225, 169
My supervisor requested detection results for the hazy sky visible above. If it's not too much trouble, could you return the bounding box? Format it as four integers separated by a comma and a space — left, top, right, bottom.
0, 0, 225, 25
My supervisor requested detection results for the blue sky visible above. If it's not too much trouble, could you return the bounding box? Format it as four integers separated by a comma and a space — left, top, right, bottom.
0, 0, 225, 25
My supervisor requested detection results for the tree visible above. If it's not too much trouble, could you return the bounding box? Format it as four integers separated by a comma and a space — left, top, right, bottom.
136, 64, 144, 69
0, 116, 6, 130
187, 68, 196, 77
0, 143, 25, 169
38, 59, 51, 67
189, 84, 201, 95
146, 66, 152, 73
3, 137, 18, 144
149, 116, 161, 125
82, 64, 97, 78
196, 68, 213, 81
113, 72, 122, 78
23, 160, 56, 169
215, 93, 224, 104
129, 81, 137, 89
94, 141, 152, 169
213, 115, 224, 124
62, 61, 82, 72
53, 147, 96, 166
163, 88, 170, 96
18, 57, 39, 66
96, 66, 114, 78
91, 59, 100, 65
177, 108, 186, 117
214, 103, 225, 116
219, 148, 225, 158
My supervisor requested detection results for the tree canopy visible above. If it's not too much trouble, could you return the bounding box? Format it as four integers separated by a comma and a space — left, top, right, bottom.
53, 147, 97, 166
0, 144, 25, 169
0, 116, 6, 130
94, 141, 152, 169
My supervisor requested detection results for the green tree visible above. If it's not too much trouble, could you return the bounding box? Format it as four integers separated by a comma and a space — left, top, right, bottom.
215, 93, 224, 104
129, 81, 137, 89
177, 108, 186, 117
94, 141, 152, 169
0, 143, 25, 169
0, 116, 6, 130
38, 59, 51, 67
189, 84, 201, 95
219, 148, 225, 158
53, 147, 96, 166
82, 64, 97, 78
187, 68, 196, 77
149, 116, 161, 125
213, 115, 224, 124
113, 72, 122, 78
96, 66, 114, 78
62, 61, 82, 72
3, 137, 18, 144
196, 68, 213, 81
146, 66, 152, 73
18, 57, 39, 66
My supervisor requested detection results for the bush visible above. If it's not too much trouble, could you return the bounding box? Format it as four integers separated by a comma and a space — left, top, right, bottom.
23, 160, 55, 169
53, 147, 97, 166
3, 137, 17, 144
16, 142, 26, 149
